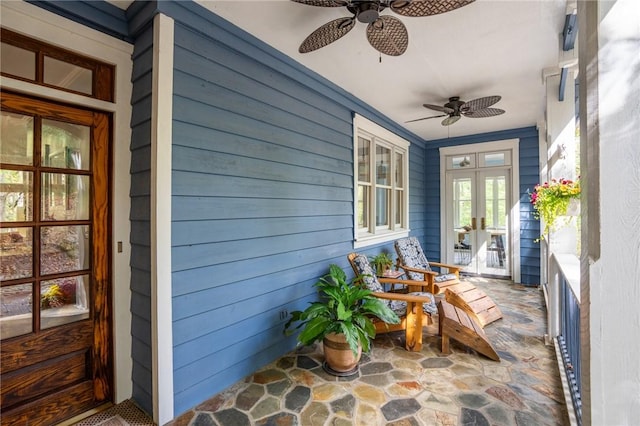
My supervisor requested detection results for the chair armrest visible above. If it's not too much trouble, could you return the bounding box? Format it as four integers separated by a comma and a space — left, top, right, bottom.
379, 277, 437, 295
373, 292, 433, 304
396, 264, 438, 278
428, 262, 461, 274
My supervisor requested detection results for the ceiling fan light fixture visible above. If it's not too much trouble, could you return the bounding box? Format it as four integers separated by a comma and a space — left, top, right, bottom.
356, 3, 381, 23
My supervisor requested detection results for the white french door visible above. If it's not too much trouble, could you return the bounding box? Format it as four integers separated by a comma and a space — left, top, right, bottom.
446, 169, 511, 277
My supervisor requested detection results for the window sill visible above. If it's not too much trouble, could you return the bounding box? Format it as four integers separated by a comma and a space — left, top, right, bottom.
354, 229, 409, 249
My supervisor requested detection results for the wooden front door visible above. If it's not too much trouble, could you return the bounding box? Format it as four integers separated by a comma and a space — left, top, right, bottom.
1, 91, 112, 425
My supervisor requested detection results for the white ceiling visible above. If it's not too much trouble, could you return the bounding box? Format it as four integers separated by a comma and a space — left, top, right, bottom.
112, 0, 569, 140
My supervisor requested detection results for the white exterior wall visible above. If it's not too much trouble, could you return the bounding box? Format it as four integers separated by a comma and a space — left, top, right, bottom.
579, 0, 640, 424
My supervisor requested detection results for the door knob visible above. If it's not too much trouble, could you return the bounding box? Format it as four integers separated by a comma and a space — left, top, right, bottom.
471, 217, 477, 230
481, 217, 486, 230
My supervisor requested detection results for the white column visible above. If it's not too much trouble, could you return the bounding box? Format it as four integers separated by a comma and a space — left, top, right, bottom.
151, 13, 175, 425
579, 0, 640, 424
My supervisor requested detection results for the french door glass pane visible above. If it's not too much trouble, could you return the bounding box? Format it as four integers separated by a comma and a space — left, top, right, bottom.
0, 227, 33, 281
40, 225, 90, 275
41, 119, 90, 170
0, 283, 33, 339
1, 170, 33, 222
41, 173, 89, 221
1, 111, 33, 165
40, 275, 90, 330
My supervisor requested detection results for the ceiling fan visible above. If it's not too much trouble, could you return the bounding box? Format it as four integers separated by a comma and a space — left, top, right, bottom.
291, 0, 475, 56
406, 96, 505, 126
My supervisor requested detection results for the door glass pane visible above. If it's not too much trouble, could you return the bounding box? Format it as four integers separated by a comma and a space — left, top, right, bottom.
40, 225, 90, 275
357, 137, 370, 183
1, 170, 33, 222
43, 56, 93, 95
41, 173, 89, 221
453, 177, 473, 266
41, 119, 90, 170
1, 42, 36, 80
1, 111, 34, 165
357, 185, 369, 229
0, 227, 33, 280
40, 275, 90, 330
1, 283, 33, 339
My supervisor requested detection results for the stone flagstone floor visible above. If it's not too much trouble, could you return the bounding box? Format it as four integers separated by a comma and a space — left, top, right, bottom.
168, 277, 569, 426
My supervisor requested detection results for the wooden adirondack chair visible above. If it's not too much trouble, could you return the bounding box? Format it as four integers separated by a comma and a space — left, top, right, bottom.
394, 237, 503, 327
347, 253, 437, 352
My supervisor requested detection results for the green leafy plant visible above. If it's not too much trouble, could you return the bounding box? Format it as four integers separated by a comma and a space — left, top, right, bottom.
530, 178, 580, 241
284, 264, 400, 356
369, 252, 394, 276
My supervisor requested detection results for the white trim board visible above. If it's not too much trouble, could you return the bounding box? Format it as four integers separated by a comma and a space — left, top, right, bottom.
439, 139, 521, 283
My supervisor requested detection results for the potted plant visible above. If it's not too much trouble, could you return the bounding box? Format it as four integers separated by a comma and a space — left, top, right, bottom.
284, 264, 399, 375
369, 252, 394, 276
529, 178, 580, 241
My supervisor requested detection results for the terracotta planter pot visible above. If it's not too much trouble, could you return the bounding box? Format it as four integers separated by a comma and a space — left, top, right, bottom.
322, 333, 362, 375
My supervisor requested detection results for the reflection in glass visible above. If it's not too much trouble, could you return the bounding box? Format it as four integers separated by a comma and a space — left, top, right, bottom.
376, 146, 391, 185
452, 155, 473, 169
0, 227, 33, 281
41, 275, 89, 330
357, 185, 369, 229
395, 190, 403, 226
376, 188, 390, 228
43, 56, 93, 95
41, 173, 89, 221
1, 43, 36, 80
453, 178, 472, 228
0, 170, 33, 222
40, 225, 89, 275
357, 137, 370, 182
484, 152, 506, 167
42, 119, 90, 170
0, 284, 33, 339
1, 111, 34, 165
395, 152, 403, 188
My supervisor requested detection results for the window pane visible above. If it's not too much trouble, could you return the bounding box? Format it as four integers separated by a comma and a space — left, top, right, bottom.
1, 111, 34, 165
376, 188, 390, 228
41, 225, 90, 275
395, 152, 403, 188
357, 185, 369, 229
357, 137, 370, 183
376, 145, 391, 185
41, 275, 90, 330
483, 152, 506, 167
1, 170, 33, 222
451, 155, 474, 169
1, 42, 36, 80
42, 119, 90, 170
0, 283, 33, 339
0, 227, 33, 281
43, 56, 92, 95
395, 189, 403, 226
41, 173, 89, 221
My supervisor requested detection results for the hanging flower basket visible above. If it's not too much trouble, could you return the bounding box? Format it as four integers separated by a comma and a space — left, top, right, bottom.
529, 178, 580, 241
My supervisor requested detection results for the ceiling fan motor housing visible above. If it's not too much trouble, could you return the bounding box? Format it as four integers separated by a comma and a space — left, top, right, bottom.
350, 2, 383, 23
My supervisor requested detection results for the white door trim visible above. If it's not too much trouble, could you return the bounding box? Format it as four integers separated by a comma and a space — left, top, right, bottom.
439, 139, 521, 283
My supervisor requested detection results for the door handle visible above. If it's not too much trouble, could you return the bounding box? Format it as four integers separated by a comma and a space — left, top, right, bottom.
471, 217, 477, 230
481, 217, 486, 230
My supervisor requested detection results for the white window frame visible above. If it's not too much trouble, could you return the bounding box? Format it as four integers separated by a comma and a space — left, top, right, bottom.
353, 114, 410, 248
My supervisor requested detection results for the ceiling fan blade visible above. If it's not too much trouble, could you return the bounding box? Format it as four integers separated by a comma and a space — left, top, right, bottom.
423, 103, 455, 114
463, 108, 505, 118
291, 0, 347, 7
391, 0, 475, 17
366, 16, 408, 56
462, 95, 501, 112
405, 114, 447, 123
299, 17, 356, 53
442, 115, 461, 126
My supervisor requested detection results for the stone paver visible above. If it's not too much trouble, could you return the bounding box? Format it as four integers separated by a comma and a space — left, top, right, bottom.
167, 278, 569, 426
